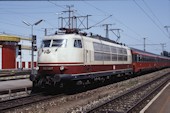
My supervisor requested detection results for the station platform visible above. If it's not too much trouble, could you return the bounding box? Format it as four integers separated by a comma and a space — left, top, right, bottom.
140, 82, 170, 113
0, 69, 32, 81
0, 79, 32, 92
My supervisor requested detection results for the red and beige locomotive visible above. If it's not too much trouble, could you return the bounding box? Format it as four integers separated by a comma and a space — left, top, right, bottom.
31, 29, 170, 90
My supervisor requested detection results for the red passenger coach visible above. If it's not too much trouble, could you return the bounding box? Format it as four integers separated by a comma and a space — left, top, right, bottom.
131, 48, 170, 73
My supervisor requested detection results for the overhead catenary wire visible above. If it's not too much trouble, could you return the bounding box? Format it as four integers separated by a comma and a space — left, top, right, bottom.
133, 0, 169, 39
132, 0, 169, 51
47, 0, 67, 10
142, 0, 164, 28
88, 15, 112, 29
82, 0, 144, 41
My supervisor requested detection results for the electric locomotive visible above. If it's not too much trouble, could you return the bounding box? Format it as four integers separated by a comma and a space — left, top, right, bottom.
32, 29, 133, 90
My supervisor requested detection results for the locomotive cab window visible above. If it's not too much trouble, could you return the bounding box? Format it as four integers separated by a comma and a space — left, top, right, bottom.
74, 39, 82, 48
42, 40, 51, 47
52, 39, 67, 47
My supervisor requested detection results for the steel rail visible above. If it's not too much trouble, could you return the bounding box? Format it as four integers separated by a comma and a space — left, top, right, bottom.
0, 92, 64, 112
87, 72, 170, 113
125, 77, 170, 113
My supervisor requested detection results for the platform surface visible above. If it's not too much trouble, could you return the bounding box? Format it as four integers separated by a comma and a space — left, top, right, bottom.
0, 79, 32, 91
142, 82, 170, 113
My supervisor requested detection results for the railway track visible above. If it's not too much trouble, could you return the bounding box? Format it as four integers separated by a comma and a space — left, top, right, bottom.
87, 72, 170, 113
0, 92, 64, 112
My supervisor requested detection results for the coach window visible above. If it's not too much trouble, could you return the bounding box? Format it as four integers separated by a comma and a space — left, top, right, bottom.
74, 39, 82, 48
137, 55, 140, 62
132, 54, 137, 62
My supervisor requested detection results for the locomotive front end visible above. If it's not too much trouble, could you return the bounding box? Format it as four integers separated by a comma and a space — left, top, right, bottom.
32, 34, 84, 91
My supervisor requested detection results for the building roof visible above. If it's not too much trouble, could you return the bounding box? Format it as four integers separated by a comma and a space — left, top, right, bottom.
0, 35, 20, 42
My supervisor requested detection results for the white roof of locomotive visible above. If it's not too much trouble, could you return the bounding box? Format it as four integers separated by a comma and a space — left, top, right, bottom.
43, 34, 78, 40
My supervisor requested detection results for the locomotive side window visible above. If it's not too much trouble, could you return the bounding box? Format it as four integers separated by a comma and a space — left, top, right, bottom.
117, 48, 128, 61
52, 39, 67, 47
124, 55, 128, 61
103, 45, 110, 52
42, 40, 51, 47
123, 49, 127, 54
111, 47, 117, 53
103, 53, 111, 61
93, 42, 128, 62
94, 52, 103, 61
118, 48, 123, 54
112, 54, 117, 61
118, 55, 123, 61
93, 42, 102, 51
74, 40, 82, 48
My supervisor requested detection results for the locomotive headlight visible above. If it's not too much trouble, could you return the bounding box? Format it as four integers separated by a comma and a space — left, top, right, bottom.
60, 66, 65, 71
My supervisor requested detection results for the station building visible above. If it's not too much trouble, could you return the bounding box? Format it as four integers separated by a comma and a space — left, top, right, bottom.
0, 35, 37, 69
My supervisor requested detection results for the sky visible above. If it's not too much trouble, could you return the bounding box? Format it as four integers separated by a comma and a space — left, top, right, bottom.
0, 0, 170, 55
